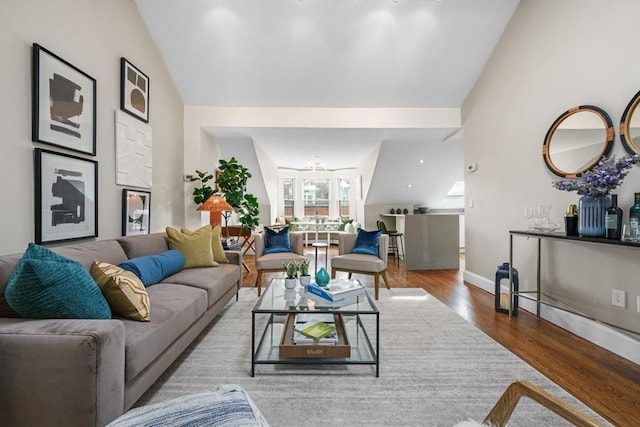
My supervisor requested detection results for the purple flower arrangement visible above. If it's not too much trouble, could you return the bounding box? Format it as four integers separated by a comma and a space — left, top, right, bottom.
552, 154, 639, 198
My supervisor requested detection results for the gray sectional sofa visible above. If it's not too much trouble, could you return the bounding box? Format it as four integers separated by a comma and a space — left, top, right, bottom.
0, 232, 242, 427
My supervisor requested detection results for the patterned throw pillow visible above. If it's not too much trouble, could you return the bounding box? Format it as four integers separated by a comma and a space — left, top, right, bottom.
4, 243, 111, 319
351, 229, 382, 256
181, 225, 229, 263
166, 226, 217, 268
91, 261, 150, 321
263, 226, 292, 254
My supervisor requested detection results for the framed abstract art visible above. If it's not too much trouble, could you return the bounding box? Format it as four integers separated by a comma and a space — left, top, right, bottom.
34, 148, 98, 244
122, 188, 151, 236
32, 43, 97, 156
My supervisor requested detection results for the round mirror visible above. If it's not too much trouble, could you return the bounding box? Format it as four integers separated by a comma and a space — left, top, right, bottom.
620, 89, 640, 155
542, 105, 614, 178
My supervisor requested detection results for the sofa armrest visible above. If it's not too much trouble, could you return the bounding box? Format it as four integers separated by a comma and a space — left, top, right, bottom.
0, 318, 125, 427
224, 250, 242, 267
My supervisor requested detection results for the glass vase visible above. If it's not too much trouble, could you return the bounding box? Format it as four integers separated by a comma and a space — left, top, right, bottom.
578, 195, 611, 237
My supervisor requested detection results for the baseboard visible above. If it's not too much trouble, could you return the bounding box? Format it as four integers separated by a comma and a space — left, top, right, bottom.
463, 269, 640, 365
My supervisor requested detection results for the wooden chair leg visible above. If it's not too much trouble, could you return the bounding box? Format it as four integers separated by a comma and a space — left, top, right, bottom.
255, 270, 263, 296
381, 271, 391, 289
331, 269, 336, 279
374, 273, 379, 300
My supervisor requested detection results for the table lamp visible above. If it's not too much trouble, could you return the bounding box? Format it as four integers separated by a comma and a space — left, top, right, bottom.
197, 195, 233, 229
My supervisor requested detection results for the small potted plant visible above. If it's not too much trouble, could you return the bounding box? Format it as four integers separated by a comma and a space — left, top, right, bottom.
283, 261, 298, 289
298, 259, 311, 286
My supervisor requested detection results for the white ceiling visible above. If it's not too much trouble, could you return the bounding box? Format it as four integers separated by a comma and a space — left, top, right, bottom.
135, 0, 519, 170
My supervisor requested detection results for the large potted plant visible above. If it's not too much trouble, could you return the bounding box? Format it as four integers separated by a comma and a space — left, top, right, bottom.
191, 157, 260, 232
214, 157, 260, 231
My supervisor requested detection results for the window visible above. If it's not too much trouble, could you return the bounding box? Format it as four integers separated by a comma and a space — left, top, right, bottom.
303, 179, 329, 217
283, 178, 295, 218
338, 178, 350, 217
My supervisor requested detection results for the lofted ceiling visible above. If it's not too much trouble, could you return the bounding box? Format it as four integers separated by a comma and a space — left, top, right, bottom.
135, 0, 519, 173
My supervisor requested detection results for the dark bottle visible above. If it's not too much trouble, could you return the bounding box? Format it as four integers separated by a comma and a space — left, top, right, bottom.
605, 194, 622, 239
630, 192, 640, 238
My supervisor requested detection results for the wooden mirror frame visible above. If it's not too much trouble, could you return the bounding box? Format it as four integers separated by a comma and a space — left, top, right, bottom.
542, 105, 614, 178
619, 89, 640, 155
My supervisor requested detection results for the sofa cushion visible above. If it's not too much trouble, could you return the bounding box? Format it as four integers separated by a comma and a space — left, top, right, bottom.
166, 226, 217, 268
181, 225, 229, 264
263, 226, 292, 254
91, 261, 151, 321
117, 233, 170, 259
163, 264, 239, 308
5, 243, 111, 319
54, 239, 130, 270
122, 283, 208, 381
119, 250, 185, 287
351, 229, 382, 256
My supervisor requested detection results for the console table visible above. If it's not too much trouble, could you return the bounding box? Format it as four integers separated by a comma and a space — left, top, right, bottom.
508, 230, 640, 337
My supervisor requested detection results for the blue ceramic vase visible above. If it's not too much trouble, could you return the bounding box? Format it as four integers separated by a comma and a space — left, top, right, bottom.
578, 195, 611, 237
315, 268, 330, 286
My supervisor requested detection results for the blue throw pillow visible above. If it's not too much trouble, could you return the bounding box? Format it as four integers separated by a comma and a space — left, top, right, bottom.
263, 226, 292, 255
119, 250, 185, 286
351, 229, 382, 256
4, 243, 111, 319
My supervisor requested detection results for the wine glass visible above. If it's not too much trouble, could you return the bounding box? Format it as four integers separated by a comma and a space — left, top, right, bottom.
524, 206, 534, 229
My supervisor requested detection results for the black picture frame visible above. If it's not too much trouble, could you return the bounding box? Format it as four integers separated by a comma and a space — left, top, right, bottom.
122, 189, 151, 236
32, 43, 97, 156
120, 58, 150, 123
35, 148, 98, 244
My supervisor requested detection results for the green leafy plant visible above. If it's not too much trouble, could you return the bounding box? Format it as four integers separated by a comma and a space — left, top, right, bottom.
191, 170, 215, 205
298, 259, 310, 276
283, 261, 298, 279
214, 157, 260, 230
191, 158, 260, 231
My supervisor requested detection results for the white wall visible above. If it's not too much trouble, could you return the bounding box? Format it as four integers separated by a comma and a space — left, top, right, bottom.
0, 0, 185, 255
462, 0, 640, 362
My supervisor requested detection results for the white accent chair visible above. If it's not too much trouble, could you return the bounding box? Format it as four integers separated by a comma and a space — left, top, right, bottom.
254, 231, 306, 296
331, 233, 390, 300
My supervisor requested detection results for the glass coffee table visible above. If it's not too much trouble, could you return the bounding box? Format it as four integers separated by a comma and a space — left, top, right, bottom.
251, 278, 379, 376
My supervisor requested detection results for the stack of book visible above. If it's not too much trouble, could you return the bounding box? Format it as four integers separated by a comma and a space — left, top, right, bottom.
306, 279, 366, 305
293, 313, 337, 345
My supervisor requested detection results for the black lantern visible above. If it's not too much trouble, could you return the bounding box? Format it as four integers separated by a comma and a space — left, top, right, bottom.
495, 262, 518, 315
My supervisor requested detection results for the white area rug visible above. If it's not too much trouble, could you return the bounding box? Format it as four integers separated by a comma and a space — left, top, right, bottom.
135, 288, 608, 426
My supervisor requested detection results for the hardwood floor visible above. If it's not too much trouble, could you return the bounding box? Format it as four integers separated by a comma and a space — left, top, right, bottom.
241, 245, 640, 426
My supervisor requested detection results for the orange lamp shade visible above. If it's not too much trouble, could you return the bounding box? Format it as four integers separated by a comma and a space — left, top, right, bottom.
197, 195, 233, 228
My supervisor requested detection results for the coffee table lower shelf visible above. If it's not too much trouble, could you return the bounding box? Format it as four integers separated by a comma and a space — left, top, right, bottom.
251, 312, 379, 377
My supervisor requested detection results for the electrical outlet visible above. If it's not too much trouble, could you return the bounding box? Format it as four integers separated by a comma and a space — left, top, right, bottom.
637, 295, 640, 313
611, 289, 626, 308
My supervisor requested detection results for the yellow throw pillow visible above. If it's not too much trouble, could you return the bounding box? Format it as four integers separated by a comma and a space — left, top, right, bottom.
166, 226, 217, 268
90, 261, 150, 322
181, 225, 229, 264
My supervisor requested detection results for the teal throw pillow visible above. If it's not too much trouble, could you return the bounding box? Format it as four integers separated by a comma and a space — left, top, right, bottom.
263, 226, 293, 254
5, 243, 111, 319
119, 250, 185, 286
351, 229, 382, 256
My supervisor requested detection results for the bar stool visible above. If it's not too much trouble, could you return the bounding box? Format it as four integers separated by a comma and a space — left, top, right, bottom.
377, 220, 404, 266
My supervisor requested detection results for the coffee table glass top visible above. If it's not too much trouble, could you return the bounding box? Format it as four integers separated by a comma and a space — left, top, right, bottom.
253, 278, 378, 314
